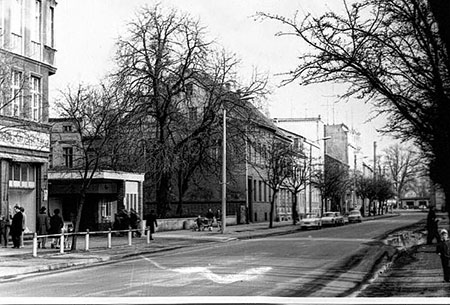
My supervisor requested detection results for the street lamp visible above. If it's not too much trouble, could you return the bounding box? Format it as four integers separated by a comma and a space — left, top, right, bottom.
221, 95, 253, 234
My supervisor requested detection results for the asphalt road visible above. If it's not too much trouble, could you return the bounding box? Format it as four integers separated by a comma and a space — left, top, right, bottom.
0, 212, 425, 298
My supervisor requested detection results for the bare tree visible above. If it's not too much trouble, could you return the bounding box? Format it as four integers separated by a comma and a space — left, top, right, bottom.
55, 84, 131, 250
383, 144, 422, 205
313, 157, 350, 216
283, 148, 309, 224
249, 135, 293, 228
258, 0, 450, 218
113, 5, 268, 217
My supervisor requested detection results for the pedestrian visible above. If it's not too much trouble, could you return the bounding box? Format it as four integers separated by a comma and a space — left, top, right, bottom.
427, 206, 440, 244
49, 209, 64, 248
144, 210, 158, 240
436, 229, 450, 282
19, 206, 26, 248
10, 205, 23, 248
36, 206, 50, 249
206, 209, 214, 231
1, 213, 11, 248
215, 209, 222, 231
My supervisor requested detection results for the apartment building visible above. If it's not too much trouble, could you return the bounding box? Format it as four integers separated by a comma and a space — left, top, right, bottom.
0, 0, 57, 231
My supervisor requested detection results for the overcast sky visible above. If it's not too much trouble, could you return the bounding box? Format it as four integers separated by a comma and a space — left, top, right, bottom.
50, 0, 396, 158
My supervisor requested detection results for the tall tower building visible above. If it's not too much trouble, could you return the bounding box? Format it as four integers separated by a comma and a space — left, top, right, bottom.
0, 0, 57, 231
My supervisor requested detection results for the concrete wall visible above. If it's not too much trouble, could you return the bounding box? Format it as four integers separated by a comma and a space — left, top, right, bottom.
142, 215, 238, 232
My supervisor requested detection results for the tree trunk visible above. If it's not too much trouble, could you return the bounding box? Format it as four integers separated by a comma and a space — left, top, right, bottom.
156, 173, 171, 217
292, 193, 298, 225
71, 191, 86, 251
269, 190, 278, 228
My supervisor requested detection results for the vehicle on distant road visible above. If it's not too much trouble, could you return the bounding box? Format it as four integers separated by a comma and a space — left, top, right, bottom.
347, 210, 363, 223
299, 213, 322, 230
321, 212, 345, 226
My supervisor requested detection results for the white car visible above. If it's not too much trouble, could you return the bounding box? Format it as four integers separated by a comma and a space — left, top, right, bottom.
347, 210, 363, 223
299, 213, 322, 230
321, 212, 345, 226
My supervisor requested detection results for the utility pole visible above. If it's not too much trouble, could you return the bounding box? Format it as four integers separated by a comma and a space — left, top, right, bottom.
221, 109, 227, 233
373, 141, 377, 180
308, 143, 312, 214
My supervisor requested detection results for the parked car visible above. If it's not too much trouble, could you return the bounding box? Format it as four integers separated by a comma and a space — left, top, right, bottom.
299, 213, 322, 230
321, 212, 345, 226
347, 210, 363, 223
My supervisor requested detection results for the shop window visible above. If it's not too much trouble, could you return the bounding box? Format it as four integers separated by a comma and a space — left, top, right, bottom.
101, 201, 112, 221
9, 163, 36, 188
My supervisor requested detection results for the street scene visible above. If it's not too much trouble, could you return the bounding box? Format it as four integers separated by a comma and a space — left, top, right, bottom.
1, 0, 450, 303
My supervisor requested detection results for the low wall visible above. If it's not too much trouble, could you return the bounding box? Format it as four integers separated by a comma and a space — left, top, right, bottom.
142, 215, 237, 232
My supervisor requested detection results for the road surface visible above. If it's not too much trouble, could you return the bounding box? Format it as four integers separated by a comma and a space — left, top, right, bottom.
1, 212, 425, 298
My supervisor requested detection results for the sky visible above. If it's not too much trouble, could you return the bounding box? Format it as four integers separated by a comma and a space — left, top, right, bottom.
50, 0, 396, 159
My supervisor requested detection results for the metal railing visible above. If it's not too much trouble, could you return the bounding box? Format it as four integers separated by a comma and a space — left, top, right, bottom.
31, 227, 152, 258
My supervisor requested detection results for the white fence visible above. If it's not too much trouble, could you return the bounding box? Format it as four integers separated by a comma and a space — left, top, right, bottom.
31, 227, 150, 258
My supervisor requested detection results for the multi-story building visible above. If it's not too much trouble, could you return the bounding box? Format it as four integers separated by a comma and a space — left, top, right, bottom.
273, 117, 326, 215
0, 0, 57, 231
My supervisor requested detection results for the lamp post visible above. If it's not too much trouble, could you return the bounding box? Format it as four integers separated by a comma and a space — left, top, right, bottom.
221, 108, 227, 234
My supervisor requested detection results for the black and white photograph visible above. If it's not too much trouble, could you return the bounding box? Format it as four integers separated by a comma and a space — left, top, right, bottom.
0, 0, 449, 304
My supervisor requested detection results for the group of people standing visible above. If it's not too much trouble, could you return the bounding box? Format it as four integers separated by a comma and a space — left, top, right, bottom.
0, 205, 27, 249
0, 206, 64, 249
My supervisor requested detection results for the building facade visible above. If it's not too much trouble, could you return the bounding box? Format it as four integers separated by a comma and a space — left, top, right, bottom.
48, 118, 145, 231
0, 0, 57, 232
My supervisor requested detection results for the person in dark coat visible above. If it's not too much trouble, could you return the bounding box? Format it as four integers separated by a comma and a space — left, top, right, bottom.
49, 209, 64, 249
130, 209, 141, 237
10, 206, 23, 248
36, 206, 50, 248
427, 206, 440, 244
436, 229, 450, 282
144, 210, 158, 240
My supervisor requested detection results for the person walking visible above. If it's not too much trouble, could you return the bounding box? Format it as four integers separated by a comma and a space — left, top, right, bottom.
436, 229, 450, 282
144, 210, 158, 240
10, 206, 23, 249
36, 206, 50, 248
427, 206, 440, 244
49, 209, 64, 248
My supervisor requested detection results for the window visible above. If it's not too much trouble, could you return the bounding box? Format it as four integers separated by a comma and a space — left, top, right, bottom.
11, 71, 23, 118
101, 200, 112, 220
258, 181, 262, 201
47, 6, 54, 47
31, 1, 41, 42
31, 76, 41, 121
11, 0, 22, 35
8, 163, 35, 188
63, 147, 73, 168
63, 125, 72, 132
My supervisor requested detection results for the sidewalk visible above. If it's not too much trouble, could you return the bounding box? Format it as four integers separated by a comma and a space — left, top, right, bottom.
358, 212, 450, 297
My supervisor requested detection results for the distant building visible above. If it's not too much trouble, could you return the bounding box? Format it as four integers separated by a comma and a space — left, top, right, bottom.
0, 0, 57, 231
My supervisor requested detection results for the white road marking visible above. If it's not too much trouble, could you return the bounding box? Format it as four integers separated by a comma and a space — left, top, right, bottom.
140, 255, 272, 284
